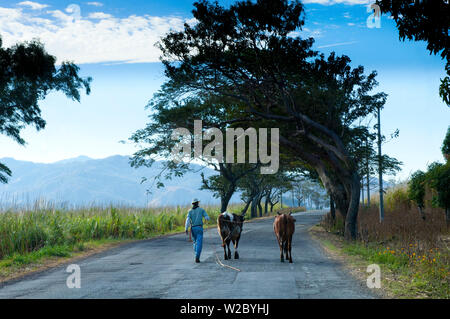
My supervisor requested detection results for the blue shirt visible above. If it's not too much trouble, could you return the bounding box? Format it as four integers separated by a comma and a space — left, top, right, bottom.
185, 207, 210, 231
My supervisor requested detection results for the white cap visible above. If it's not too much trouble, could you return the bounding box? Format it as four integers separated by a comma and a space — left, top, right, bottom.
192, 198, 199, 204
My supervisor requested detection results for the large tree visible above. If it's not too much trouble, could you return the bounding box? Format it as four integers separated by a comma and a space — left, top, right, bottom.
156, 0, 387, 239
0, 37, 91, 183
130, 91, 260, 212
376, 0, 450, 105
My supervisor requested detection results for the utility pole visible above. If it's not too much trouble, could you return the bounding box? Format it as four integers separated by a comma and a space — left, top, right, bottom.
366, 136, 371, 206
377, 105, 384, 222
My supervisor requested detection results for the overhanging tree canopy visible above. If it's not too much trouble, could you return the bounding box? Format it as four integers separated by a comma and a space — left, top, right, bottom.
0, 37, 91, 183
154, 0, 387, 239
376, 0, 450, 105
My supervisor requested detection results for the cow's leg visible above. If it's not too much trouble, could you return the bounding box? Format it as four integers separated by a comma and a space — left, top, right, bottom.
233, 236, 240, 259
288, 236, 293, 263
278, 237, 284, 262
226, 239, 232, 260
284, 238, 289, 262
223, 238, 228, 260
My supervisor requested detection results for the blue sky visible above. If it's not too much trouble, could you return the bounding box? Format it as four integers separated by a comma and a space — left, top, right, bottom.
0, 0, 448, 181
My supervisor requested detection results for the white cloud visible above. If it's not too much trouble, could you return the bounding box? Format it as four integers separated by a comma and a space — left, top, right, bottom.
17, 1, 49, 10
347, 22, 355, 26
289, 27, 323, 39
317, 41, 357, 48
302, 0, 371, 5
0, 4, 194, 64
86, 2, 103, 7
88, 12, 113, 19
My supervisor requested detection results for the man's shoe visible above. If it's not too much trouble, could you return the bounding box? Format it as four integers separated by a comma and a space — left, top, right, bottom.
195, 257, 200, 263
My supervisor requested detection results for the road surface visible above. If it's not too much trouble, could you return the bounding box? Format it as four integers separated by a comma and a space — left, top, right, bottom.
0, 210, 376, 298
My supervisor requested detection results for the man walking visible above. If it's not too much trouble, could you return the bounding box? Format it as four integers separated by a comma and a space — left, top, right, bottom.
185, 198, 210, 263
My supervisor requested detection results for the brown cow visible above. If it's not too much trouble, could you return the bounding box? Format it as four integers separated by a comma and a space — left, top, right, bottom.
273, 211, 296, 263
217, 211, 245, 260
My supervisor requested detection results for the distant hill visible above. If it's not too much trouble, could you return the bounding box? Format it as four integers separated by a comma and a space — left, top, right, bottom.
0, 156, 239, 208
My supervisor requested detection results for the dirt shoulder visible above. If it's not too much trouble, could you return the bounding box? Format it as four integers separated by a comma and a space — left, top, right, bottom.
309, 225, 391, 299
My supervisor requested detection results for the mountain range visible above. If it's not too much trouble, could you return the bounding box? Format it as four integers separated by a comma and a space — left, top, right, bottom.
0, 155, 238, 208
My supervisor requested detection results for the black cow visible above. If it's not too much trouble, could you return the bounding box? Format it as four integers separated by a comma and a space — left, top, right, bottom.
217, 211, 245, 260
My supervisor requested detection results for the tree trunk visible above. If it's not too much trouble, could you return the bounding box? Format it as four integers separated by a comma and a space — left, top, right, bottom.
276, 134, 360, 240
445, 207, 450, 228
220, 186, 235, 213
264, 195, 269, 215
242, 199, 252, 215
343, 171, 361, 240
315, 163, 360, 240
258, 195, 263, 217
280, 191, 283, 208
330, 195, 336, 221
250, 196, 258, 218
418, 206, 426, 220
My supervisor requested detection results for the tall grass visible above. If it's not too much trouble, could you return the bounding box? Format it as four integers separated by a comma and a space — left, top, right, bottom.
321, 186, 449, 297
0, 202, 245, 260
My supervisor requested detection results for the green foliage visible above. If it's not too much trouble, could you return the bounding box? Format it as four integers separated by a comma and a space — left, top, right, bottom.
376, 0, 449, 106
408, 162, 450, 212
408, 170, 427, 208
385, 186, 410, 212
344, 243, 410, 270
427, 162, 450, 210
408, 129, 450, 214
439, 63, 450, 106
0, 36, 91, 183
441, 126, 450, 159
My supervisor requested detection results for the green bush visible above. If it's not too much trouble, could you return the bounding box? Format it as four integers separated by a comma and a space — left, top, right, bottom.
386, 186, 411, 212
427, 162, 450, 211
408, 170, 427, 209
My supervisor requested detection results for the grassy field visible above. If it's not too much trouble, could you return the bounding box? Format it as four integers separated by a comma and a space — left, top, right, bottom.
0, 202, 303, 281
318, 185, 449, 298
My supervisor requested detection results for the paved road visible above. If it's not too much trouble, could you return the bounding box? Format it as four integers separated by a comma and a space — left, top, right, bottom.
0, 210, 376, 298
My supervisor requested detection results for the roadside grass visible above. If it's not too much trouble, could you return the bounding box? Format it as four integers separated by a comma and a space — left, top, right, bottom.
0, 201, 304, 281
341, 240, 449, 298
311, 225, 449, 299
317, 187, 449, 299
343, 242, 450, 299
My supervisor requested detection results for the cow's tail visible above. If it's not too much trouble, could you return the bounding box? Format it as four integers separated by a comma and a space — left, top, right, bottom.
283, 215, 288, 253
221, 234, 230, 247
284, 214, 288, 237
222, 228, 232, 247
219, 217, 230, 247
